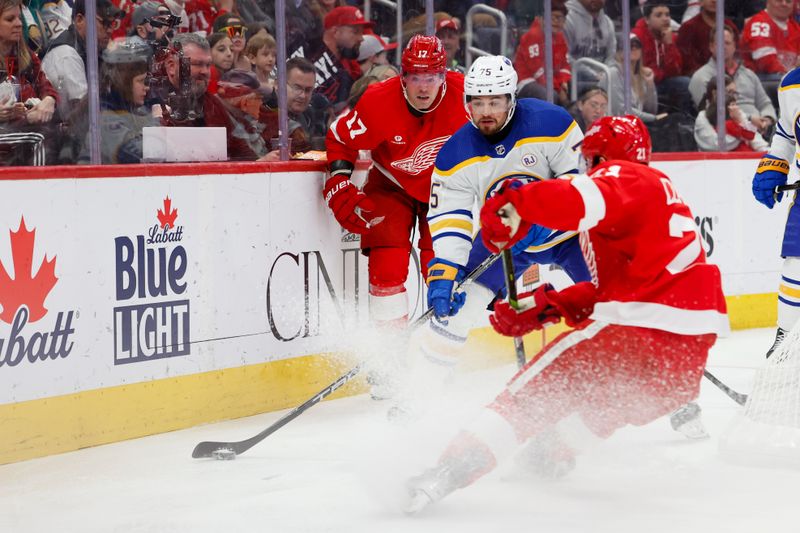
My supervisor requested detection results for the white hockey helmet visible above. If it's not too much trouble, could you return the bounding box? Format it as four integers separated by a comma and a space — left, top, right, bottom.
464, 55, 518, 130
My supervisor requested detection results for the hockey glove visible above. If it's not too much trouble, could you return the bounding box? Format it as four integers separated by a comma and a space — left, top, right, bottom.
490, 282, 597, 337
426, 258, 467, 319
480, 179, 532, 253
752, 155, 789, 209
323, 175, 377, 234
510, 223, 554, 255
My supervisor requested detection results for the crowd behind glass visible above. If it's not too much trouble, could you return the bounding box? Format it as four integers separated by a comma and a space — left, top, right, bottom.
0, 0, 790, 166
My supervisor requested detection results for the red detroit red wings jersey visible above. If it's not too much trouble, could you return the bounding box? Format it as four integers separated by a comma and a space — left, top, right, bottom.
326, 71, 468, 203
515, 160, 729, 336
741, 10, 800, 74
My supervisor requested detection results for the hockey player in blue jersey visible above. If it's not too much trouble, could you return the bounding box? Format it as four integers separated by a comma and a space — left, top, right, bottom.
393, 56, 590, 411
752, 67, 800, 357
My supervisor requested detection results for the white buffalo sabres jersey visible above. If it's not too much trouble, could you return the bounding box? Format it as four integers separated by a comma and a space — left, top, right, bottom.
769, 67, 800, 168
428, 98, 584, 266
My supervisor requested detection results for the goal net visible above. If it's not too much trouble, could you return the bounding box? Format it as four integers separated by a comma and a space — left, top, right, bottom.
719, 322, 800, 468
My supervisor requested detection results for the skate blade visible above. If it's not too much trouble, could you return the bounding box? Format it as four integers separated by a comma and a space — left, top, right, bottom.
403, 491, 433, 515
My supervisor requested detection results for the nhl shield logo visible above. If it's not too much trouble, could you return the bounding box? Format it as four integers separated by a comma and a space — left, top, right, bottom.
495, 145, 505, 155
521, 154, 537, 166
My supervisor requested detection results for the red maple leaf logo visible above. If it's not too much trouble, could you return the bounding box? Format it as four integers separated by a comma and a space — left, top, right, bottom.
0, 217, 58, 324
157, 196, 178, 229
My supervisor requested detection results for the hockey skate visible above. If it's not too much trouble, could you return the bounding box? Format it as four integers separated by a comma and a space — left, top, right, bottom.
766, 327, 788, 359
404, 439, 497, 514
669, 401, 709, 440
511, 428, 576, 480
404, 463, 460, 515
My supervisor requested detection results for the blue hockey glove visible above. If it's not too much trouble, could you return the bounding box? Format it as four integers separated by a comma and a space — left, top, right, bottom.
511, 223, 554, 255
427, 258, 467, 319
753, 155, 789, 208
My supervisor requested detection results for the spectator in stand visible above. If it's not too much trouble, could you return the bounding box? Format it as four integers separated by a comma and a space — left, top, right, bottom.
514, 0, 570, 107
128, 1, 173, 48
215, 68, 310, 161
741, 0, 800, 79
213, 13, 250, 71
40, 0, 123, 121
264, 56, 332, 151
164, 0, 190, 34
245, 33, 277, 97
607, 33, 663, 123
0, 0, 58, 165
289, 6, 372, 114
435, 15, 464, 73
81, 43, 158, 164
184, 0, 229, 37
569, 86, 608, 131
633, 0, 693, 114
689, 25, 776, 138
356, 33, 395, 74
38, 0, 72, 43
564, 0, 616, 66
208, 31, 234, 85
677, 0, 736, 75
694, 75, 769, 151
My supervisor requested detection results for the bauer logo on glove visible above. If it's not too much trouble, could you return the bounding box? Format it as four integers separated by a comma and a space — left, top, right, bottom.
753, 154, 790, 209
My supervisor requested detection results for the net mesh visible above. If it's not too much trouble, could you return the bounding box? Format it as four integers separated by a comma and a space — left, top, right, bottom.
719, 321, 800, 468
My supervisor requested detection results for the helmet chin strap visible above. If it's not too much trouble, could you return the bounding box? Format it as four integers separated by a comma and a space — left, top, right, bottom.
402, 77, 448, 114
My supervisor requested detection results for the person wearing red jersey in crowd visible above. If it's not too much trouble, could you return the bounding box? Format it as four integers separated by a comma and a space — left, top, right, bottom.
676, 0, 736, 76
741, 0, 800, 77
184, 0, 231, 36
513, 0, 570, 106
324, 35, 467, 396
404, 115, 729, 514
633, 0, 693, 114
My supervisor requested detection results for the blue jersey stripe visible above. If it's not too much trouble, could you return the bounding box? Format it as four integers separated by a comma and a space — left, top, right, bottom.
428, 209, 473, 222
432, 232, 473, 243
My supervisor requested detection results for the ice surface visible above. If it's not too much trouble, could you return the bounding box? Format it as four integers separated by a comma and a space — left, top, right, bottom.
3, 328, 800, 533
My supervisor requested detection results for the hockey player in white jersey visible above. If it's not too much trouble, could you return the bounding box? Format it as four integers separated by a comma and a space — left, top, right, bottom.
400, 56, 590, 407
752, 67, 800, 357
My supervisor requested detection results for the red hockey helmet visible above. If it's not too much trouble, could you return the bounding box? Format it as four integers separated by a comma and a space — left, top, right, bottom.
401, 34, 447, 75
581, 115, 651, 170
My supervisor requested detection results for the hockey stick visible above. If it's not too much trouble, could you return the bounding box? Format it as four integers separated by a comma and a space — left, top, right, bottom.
501, 249, 527, 369
703, 369, 748, 406
776, 182, 800, 193
774, 182, 800, 203
191, 252, 502, 459
409, 252, 501, 328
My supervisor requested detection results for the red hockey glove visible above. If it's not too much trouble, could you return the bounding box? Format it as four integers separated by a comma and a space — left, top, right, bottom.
323, 175, 377, 234
480, 180, 532, 253
490, 284, 561, 337
489, 282, 598, 337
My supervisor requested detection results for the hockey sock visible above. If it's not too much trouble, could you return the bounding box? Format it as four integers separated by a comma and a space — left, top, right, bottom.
777, 256, 800, 331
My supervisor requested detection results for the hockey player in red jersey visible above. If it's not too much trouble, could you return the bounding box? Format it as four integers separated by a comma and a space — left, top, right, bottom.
404, 115, 729, 514
324, 35, 467, 329
324, 34, 467, 398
